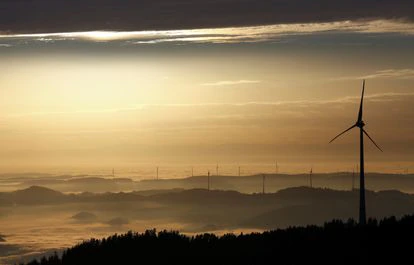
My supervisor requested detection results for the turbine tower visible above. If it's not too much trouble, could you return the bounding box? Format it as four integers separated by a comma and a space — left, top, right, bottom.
262, 174, 265, 194
329, 80, 383, 225
309, 167, 313, 188
207, 171, 210, 191
275, 161, 279, 174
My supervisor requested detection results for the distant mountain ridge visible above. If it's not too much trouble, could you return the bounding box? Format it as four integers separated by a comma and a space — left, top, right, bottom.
2, 172, 414, 194
1, 185, 414, 231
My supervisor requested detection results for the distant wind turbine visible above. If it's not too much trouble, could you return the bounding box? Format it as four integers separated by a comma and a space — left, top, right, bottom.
112, 168, 115, 178
275, 161, 279, 174
262, 174, 266, 194
309, 167, 313, 188
329, 80, 383, 225
156, 167, 159, 180
208, 171, 210, 191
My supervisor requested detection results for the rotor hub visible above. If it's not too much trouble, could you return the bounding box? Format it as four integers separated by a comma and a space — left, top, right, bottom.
357, 120, 365, 128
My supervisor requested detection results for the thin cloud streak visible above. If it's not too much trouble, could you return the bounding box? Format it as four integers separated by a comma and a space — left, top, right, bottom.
332, 69, 414, 81
200, 80, 261, 86
363, 69, 414, 80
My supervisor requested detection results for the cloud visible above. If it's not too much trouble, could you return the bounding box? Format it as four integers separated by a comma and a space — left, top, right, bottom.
200, 80, 261, 86
363, 69, 414, 80
332, 69, 414, 81
1, 20, 414, 45
0, 44, 11, 47
0, 0, 413, 34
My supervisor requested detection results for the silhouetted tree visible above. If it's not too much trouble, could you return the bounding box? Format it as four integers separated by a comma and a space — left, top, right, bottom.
25, 214, 414, 265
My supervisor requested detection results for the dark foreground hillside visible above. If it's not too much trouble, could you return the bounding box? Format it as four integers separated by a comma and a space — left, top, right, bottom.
24, 215, 414, 265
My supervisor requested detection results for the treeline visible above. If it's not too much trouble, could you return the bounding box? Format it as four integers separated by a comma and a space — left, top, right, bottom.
24, 215, 414, 265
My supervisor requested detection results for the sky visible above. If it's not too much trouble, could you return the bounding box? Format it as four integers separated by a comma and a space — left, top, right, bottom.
0, 1, 413, 174
1, 0, 413, 33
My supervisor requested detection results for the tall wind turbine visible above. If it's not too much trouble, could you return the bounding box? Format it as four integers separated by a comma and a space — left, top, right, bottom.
329, 80, 383, 225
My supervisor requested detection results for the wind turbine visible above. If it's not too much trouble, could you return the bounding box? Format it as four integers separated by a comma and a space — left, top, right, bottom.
275, 161, 279, 174
309, 167, 313, 188
262, 174, 266, 194
329, 80, 382, 225
207, 171, 211, 191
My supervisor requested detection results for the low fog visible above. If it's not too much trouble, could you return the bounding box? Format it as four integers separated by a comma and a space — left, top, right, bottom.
2, 173, 414, 263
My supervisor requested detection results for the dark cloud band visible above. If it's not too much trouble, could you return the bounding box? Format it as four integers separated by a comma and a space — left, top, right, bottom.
0, 0, 413, 34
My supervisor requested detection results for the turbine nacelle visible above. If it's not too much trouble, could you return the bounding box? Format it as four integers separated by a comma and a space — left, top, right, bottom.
356, 120, 365, 128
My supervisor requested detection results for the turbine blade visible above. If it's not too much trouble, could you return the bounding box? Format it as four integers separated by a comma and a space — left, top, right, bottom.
363, 129, 383, 152
357, 80, 365, 122
329, 124, 357, 143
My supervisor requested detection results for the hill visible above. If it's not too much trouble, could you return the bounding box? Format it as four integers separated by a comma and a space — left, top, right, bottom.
138, 173, 414, 194
3, 172, 414, 194
24, 214, 414, 265
70, 212, 98, 223
10, 186, 68, 205
2, 186, 414, 231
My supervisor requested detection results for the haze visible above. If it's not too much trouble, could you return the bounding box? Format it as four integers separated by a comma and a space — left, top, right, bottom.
1, 21, 414, 174
1, 1, 414, 263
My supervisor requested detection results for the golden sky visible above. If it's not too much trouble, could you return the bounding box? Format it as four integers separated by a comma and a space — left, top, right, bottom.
0, 21, 414, 173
